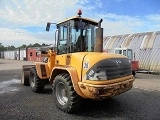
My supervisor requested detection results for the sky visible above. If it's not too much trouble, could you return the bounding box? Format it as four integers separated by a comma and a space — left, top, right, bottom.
0, 0, 160, 47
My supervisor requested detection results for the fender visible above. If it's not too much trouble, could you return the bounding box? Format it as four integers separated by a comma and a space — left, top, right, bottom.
49, 66, 86, 98
35, 62, 50, 79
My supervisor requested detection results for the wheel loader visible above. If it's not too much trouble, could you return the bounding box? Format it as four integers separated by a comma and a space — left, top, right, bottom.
21, 10, 134, 113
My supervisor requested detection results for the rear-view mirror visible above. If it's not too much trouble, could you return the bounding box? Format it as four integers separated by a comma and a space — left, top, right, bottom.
46, 22, 51, 31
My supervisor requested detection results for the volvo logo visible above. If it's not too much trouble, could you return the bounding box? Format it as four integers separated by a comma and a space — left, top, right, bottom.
115, 60, 121, 64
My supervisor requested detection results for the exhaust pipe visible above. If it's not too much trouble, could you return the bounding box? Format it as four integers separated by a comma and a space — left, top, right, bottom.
94, 19, 103, 52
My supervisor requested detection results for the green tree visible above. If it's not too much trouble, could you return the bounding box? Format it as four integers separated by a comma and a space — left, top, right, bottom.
42, 43, 49, 46
0, 43, 7, 51
18, 44, 27, 48
6, 46, 16, 50
27, 44, 33, 47
33, 43, 41, 47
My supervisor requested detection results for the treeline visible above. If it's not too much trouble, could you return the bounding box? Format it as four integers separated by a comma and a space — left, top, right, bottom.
0, 43, 50, 51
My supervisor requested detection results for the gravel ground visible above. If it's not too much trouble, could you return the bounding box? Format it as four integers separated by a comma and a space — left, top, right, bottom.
0, 70, 160, 120
134, 73, 160, 92
0, 59, 34, 70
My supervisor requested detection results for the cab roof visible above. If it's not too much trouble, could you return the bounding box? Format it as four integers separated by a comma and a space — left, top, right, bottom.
57, 16, 98, 26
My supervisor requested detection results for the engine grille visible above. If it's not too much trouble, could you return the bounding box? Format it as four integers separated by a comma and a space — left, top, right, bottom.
97, 65, 131, 80
86, 58, 132, 80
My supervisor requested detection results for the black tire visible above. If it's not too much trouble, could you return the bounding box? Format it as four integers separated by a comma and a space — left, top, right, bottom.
132, 71, 136, 76
21, 70, 30, 86
53, 73, 82, 113
29, 67, 45, 93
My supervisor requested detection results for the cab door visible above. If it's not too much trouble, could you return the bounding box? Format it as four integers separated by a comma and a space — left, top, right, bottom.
56, 23, 71, 66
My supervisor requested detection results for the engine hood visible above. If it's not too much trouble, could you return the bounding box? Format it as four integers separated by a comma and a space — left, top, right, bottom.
82, 52, 132, 81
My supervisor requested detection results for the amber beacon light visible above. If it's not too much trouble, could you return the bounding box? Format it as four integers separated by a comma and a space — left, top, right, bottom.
77, 9, 82, 16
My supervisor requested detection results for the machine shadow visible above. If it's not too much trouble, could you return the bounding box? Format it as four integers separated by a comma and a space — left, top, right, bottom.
41, 83, 129, 119
73, 98, 124, 119
42, 84, 53, 94
42, 83, 126, 119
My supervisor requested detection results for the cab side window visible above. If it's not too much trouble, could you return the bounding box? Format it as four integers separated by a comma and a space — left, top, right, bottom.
57, 26, 68, 55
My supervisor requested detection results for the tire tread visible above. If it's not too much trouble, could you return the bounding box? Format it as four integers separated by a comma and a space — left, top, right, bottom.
53, 73, 82, 113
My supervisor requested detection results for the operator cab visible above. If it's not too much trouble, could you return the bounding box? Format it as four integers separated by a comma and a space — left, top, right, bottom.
46, 9, 99, 55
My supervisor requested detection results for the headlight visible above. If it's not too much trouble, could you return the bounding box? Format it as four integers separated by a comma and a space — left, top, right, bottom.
85, 70, 107, 80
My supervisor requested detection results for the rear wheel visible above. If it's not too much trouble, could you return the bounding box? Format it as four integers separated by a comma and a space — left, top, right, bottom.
29, 67, 45, 93
21, 70, 29, 86
53, 73, 82, 113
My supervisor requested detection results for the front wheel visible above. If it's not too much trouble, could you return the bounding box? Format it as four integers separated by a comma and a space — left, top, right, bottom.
53, 73, 82, 113
21, 70, 29, 86
29, 67, 45, 93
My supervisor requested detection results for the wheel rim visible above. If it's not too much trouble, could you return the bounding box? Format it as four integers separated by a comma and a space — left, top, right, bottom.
30, 72, 36, 88
56, 82, 68, 105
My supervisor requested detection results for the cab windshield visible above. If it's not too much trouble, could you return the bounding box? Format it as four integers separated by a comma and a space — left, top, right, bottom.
69, 20, 97, 52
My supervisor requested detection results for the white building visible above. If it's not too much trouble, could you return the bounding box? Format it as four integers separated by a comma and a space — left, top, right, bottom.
103, 31, 160, 74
